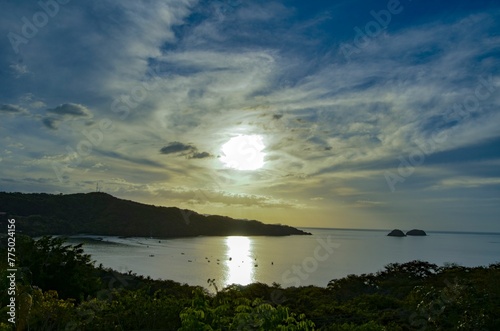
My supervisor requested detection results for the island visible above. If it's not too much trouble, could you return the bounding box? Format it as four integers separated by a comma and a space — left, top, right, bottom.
0, 192, 311, 237
387, 229, 406, 237
406, 229, 427, 236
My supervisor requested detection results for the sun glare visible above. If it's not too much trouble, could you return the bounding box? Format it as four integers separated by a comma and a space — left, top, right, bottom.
220, 135, 265, 170
225, 236, 254, 286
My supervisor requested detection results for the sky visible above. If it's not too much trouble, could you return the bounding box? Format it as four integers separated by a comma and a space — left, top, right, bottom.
1, 0, 499, 232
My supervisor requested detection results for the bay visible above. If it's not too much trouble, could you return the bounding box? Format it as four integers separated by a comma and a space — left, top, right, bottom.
68, 228, 500, 291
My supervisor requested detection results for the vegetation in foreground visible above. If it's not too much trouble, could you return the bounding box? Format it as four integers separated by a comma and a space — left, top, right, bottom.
1, 235, 499, 330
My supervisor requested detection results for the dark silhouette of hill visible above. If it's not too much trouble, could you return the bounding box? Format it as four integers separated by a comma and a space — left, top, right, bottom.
406, 229, 427, 236
0, 192, 310, 238
387, 229, 406, 237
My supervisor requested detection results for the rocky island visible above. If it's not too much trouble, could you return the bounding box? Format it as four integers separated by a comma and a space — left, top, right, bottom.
0, 192, 311, 238
406, 229, 427, 236
387, 229, 406, 237
387, 229, 427, 237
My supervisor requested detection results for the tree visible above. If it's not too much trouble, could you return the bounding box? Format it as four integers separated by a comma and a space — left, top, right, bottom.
17, 235, 101, 300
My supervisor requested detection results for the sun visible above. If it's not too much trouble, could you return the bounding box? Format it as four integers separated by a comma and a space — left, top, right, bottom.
220, 135, 265, 170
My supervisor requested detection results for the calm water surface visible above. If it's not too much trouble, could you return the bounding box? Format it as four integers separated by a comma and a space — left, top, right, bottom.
68, 228, 500, 290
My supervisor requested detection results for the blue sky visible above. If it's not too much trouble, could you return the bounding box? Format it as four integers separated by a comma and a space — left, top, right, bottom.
1, 0, 499, 231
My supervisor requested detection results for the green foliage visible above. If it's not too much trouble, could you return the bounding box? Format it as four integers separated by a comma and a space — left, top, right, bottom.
65, 288, 186, 330
407, 267, 498, 330
2, 234, 499, 331
321, 321, 387, 331
27, 288, 76, 329
327, 274, 378, 301
0, 323, 13, 331
17, 235, 101, 300
179, 288, 315, 330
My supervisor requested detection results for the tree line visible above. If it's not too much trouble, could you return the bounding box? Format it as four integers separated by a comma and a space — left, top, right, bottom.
1, 235, 499, 330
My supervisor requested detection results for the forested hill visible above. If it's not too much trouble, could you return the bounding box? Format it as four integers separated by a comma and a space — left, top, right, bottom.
0, 192, 310, 238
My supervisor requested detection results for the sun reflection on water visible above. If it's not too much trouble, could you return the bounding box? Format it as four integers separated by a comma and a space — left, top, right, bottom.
224, 236, 255, 286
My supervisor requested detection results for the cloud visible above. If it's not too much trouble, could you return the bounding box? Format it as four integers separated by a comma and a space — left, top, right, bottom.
160, 142, 212, 159
1, 1, 499, 230
147, 186, 305, 209
190, 151, 212, 159
42, 118, 60, 130
96, 150, 165, 169
352, 200, 387, 208
46, 103, 92, 117
41, 103, 92, 130
160, 142, 196, 155
0, 104, 26, 113
432, 177, 500, 189
9, 63, 29, 77
30, 101, 46, 109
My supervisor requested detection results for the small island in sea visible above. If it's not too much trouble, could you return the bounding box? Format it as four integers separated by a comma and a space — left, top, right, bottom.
387, 229, 406, 237
0, 192, 310, 238
387, 229, 427, 237
406, 229, 427, 236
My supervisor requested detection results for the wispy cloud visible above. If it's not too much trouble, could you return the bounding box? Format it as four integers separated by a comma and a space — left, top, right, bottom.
0, 0, 499, 231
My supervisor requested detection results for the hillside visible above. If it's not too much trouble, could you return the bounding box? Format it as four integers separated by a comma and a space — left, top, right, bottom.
0, 192, 310, 238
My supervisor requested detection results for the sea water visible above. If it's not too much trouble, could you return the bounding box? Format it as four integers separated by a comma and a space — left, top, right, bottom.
68, 228, 500, 290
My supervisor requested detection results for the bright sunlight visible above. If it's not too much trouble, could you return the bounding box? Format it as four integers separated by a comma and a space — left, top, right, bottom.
220, 135, 265, 170
225, 236, 254, 286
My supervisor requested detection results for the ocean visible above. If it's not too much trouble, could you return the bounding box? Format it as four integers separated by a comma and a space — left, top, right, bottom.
67, 228, 500, 291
